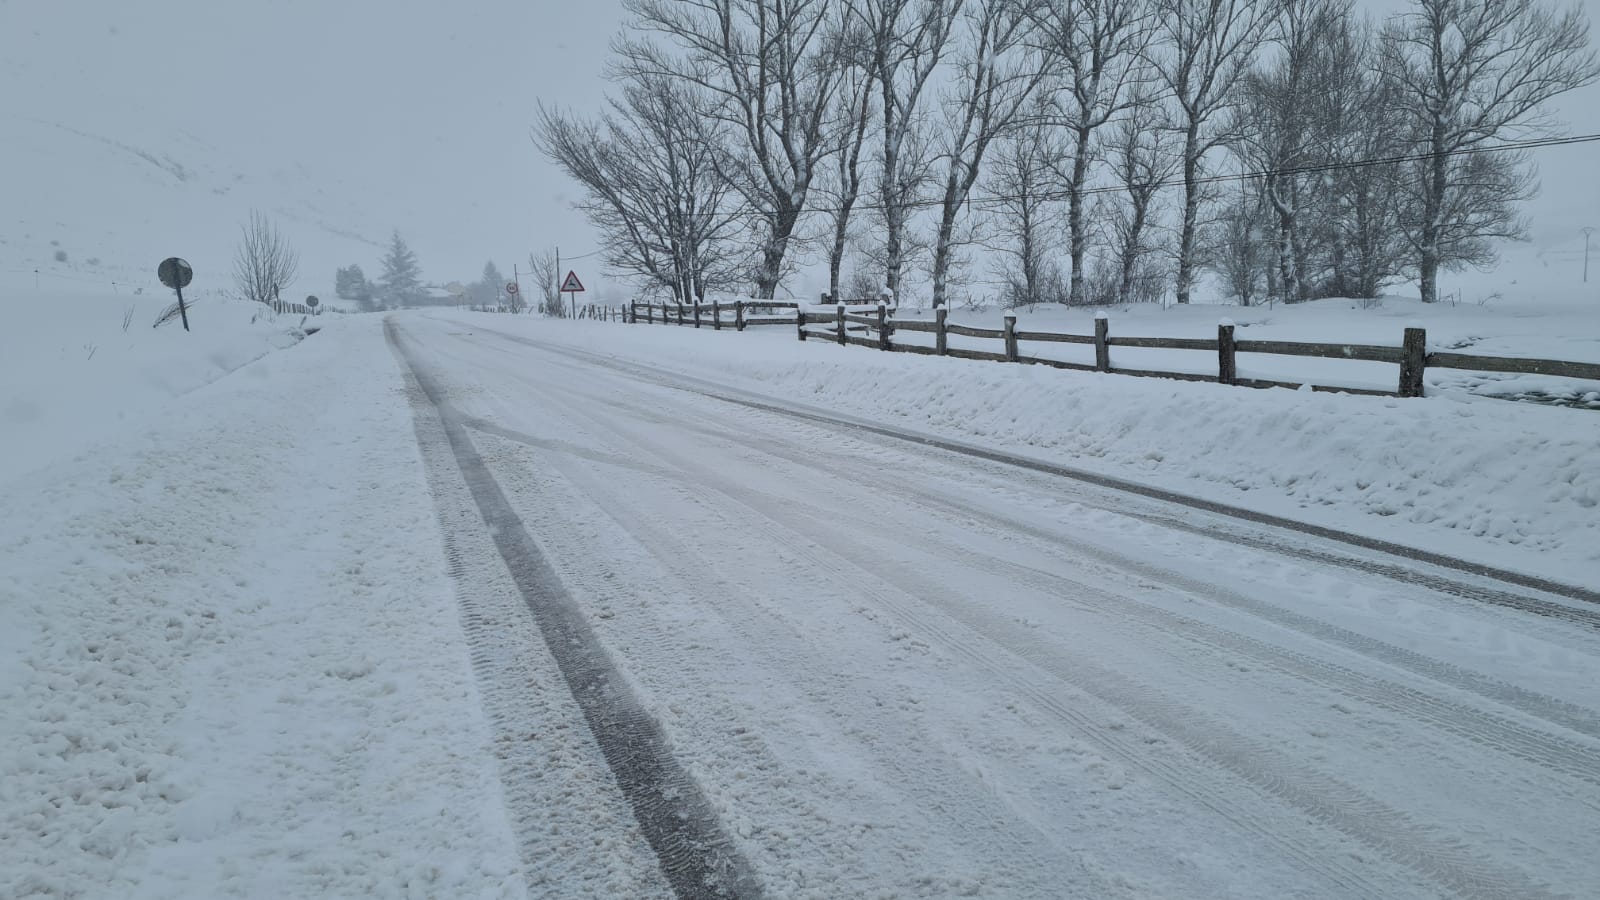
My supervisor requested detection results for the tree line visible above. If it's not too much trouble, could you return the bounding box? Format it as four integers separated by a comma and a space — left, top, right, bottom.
536, 0, 1597, 308
336, 237, 550, 312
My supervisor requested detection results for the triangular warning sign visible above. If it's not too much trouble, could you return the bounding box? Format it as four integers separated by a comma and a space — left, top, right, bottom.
561, 270, 585, 293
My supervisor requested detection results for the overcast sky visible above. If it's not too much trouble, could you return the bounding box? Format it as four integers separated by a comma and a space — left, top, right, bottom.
4, 0, 1598, 299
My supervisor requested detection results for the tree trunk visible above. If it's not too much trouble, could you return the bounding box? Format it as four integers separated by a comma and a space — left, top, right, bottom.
882, 118, 905, 298
828, 224, 847, 303
1067, 127, 1092, 306
1418, 125, 1448, 304
754, 206, 800, 300
930, 205, 958, 310
1176, 123, 1201, 304
1269, 178, 1299, 302
1118, 196, 1150, 305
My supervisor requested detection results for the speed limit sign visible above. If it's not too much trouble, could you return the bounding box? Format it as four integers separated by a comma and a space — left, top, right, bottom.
505, 281, 519, 296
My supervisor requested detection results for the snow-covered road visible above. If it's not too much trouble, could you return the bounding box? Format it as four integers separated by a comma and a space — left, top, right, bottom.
388, 313, 1600, 900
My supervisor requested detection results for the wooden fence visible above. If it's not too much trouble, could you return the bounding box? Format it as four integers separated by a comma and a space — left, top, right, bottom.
269, 299, 318, 316
622, 300, 1600, 399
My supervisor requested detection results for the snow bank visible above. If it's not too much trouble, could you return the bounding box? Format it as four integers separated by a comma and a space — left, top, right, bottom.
446, 311, 1600, 585
0, 289, 310, 487
0, 315, 526, 899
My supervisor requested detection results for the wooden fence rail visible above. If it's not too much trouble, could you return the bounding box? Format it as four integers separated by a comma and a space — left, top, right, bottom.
622, 300, 1600, 400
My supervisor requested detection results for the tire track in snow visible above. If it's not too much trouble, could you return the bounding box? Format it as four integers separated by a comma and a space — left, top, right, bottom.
573, 373, 1600, 747
481, 329, 1600, 627
526, 360, 1572, 900
510, 436, 1115, 899
387, 321, 762, 900
520, 380, 1416, 899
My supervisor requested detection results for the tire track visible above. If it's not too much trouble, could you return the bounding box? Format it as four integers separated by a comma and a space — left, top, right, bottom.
526, 365, 1577, 900
595, 388, 1600, 747
387, 320, 762, 900
481, 328, 1600, 625
504, 433, 1114, 900
521, 381, 1425, 899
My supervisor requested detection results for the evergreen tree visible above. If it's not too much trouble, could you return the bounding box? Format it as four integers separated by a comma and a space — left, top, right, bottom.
335, 264, 375, 309
475, 260, 506, 307
377, 232, 424, 308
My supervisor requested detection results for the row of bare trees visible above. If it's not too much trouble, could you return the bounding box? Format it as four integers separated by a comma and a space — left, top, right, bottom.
537, 0, 1596, 307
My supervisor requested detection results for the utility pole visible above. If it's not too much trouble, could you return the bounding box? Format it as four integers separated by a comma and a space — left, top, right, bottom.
1584, 227, 1595, 284
556, 246, 561, 317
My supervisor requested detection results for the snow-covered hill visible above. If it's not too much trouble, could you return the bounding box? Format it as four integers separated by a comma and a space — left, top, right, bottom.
0, 109, 382, 299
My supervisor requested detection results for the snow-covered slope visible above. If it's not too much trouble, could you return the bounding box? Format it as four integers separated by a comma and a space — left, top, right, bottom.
0, 288, 313, 488
0, 110, 381, 299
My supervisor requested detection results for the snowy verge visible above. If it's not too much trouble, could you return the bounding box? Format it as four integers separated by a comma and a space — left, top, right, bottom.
0, 290, 314, 488
437, 311, 1599, 587
0, 314, 527, 899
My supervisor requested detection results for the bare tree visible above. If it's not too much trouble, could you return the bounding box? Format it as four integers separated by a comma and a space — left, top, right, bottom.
1320, 21, 1409, 299
850, 0, 966, 298
232, 210, 299, 306
1382, 0, 1599, 302
1103, 94, 1178, 305
1207, 183, 1273, 305
1032, 0, 1154, 305
984, 113, 1064, 308
1150, 0, 1281, 303
821, 25, 879, 301
1229, 0, 1344, 303
929, 0, 1052, 309
528, 248, 563, 316
536, 76, 749, 302
620, 0, 843, 299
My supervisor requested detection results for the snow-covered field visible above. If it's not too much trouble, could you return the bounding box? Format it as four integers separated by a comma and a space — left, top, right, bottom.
4, 292, 1599, 898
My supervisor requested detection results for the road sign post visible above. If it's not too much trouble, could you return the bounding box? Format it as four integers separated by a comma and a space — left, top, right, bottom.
561, 270, 585, 319
157, 257, 194, 332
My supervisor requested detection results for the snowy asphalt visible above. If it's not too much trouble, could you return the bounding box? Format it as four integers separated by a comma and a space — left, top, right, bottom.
382, 312, 1600, 899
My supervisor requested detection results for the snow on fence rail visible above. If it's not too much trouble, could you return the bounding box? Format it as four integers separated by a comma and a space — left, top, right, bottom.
623, 300, 1600, 400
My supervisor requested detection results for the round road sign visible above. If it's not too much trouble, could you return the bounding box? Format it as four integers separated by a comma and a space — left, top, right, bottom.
505, 281, 519, 295
158, 257, 193, 289
305, 295, 320, 308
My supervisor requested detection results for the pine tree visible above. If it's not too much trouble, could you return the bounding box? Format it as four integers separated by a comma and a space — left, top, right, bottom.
378, 232, 424, 308
335, 264, 375, 308
475, 260, 506, 307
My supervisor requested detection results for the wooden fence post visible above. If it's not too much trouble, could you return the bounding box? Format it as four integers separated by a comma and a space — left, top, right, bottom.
1094, 314, 1111, 372
1218, 320, 1237, 385
936, 308, 948, 356
693, 300, 702, 328
797, 304, 807, 341
1003, 314, 1018, 361
736, 301, 746, 331
1400, 327, 1426, 397
713, 300, 721, 330
878, 302, 891, 350
674, 303, 682, 325
836, 304, 847, 344
646, 304, 654, 324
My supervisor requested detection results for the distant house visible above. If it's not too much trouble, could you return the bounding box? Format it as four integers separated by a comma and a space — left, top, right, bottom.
420, 286, 458, 307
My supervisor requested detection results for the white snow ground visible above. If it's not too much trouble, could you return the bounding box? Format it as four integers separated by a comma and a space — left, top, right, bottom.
1, 305, 529, 899
5, 297, 1600, 898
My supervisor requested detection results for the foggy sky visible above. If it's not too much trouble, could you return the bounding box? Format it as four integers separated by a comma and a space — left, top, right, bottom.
4, 0, 1598, 299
